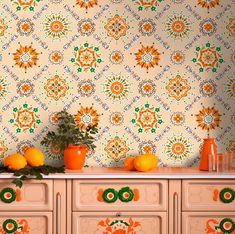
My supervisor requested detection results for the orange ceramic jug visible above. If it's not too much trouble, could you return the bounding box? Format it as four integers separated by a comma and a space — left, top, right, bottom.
200, 138, 217, 171
64, 145, 88, 170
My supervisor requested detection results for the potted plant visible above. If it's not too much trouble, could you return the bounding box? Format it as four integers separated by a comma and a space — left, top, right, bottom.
41, 111, 99, 170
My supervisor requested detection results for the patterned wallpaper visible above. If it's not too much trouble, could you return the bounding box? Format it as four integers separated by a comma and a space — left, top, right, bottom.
0, 0, 234, 167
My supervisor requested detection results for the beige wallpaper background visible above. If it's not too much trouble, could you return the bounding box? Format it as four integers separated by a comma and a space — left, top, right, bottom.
0, 0, 234, 167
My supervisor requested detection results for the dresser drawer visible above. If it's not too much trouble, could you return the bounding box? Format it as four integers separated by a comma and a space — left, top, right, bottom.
182, 180, 235, 211
182, 212, 235, 234
72, 179, 168, 211
0, 212, 52, 234
73, 212, 167, 234
0, 180, 53, 211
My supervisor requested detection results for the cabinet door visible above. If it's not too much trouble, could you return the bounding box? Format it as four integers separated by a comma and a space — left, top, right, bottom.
73, 179, 168, 211
0, 180, 53, 211
182, 212, 235, 234
0, 212, 52, 234
182, 180, 235, 211
73, 212, 167, 234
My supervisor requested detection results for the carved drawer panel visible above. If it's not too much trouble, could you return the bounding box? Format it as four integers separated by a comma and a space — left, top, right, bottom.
73, 212, 167, 234
182, 212, 235, 234
0, 180, 53, 211
0, 212, 52, 234
72, 179, 168, 211
182, 180, 235, 211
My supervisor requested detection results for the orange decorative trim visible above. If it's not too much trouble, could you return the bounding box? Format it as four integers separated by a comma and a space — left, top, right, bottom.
97, 218, 141, 233
97, 189, 104, 202
16, 188, 22, 202
213, 189, 219, 201
133, 188, 140, 201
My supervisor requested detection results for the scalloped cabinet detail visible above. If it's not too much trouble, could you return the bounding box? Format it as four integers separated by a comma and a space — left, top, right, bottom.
0, 177, 235, 233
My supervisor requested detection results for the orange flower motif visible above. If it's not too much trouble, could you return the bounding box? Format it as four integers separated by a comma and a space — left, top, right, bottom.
112, 114, 121, 123
173, 52, 183, 62
105, 136, 129, 161
109, 51, 124, 65
44, 75, 68, 101
165, 14, 192, 39
166, 75, 191, 101
198, 0, 219, 10
139, 18, 156, 36
198, 48, 219, 70
0, 18, 7, 36
77, 18, 95, 36
171, 112, 185, 126
135, 45, 161, 72
139, 141, 156, 155
112, 52, 122, 62
165, 136, 192, 161
203, 83, 213, 93
52, 52, 61, 63
13, 45, 39, 72
226, 18, 235, 37
105, 15, 129, 40
172, 142, 185, 155
174, 114, 183, 123
51, 114, 60, 124
49, 51, 63, 65
74, 106, 99, 130
76, 0, 98, 10
142, 145, 152, 154
21, 84, 30, 93
196, 106, 221, 131
204, 23, 213, 32
110, 112, 123, 126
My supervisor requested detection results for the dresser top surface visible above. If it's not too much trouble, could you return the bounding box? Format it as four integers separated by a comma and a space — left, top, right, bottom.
0, 167, 235, 179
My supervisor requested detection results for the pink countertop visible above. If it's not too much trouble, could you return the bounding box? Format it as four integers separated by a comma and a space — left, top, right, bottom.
1, 167, 235, 179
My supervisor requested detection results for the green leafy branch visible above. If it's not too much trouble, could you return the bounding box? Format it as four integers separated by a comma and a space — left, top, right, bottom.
0, 165, 65, 188
41, 110, 99, 152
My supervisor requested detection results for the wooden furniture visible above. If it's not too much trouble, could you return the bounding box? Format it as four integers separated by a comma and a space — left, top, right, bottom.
0, 168, 234, 234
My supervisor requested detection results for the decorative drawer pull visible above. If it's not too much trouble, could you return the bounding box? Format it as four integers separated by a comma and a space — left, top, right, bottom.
118, 187, 134, 203
3, 219, 18, 233
0, 188, 22, 203
102, 188, 119, 203
219, 188, 235, 203
1, 218, 29, 233
219, 218, 235, 233
97, 187, 139, 203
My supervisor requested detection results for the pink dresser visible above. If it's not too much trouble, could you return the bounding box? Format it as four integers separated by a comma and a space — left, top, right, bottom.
0, 167, 234, 234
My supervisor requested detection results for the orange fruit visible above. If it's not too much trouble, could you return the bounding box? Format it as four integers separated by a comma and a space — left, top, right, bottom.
124, 157, 136, 171
134, 154, 158, 172
24, 148, 45, 167
4, 153, 27, 171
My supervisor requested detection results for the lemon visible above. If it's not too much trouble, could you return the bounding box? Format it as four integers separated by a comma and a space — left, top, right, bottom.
24, 148, 45, 167
4, 153, 27, 171
134, 154, 158, 172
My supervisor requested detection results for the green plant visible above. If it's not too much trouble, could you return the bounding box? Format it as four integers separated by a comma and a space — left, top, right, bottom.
41, 110, 99, 152
0, 165, 65, 188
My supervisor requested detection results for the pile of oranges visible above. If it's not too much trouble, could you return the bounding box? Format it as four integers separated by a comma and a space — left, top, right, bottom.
4, 148, 45, 171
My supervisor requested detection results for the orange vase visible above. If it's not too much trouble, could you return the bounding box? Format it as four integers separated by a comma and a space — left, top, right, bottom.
64, 145, 88, 170
200, 138, 217, 171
